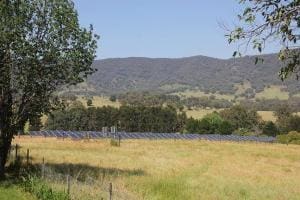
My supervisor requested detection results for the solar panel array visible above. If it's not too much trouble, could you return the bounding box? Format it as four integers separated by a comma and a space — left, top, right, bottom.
29, 130, 276, 143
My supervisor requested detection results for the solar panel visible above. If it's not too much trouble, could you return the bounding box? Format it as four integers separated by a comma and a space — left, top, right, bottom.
29, 130, 276, 143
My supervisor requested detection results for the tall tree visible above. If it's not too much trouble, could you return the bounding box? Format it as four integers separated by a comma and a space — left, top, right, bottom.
0, 0, 98, 178
227, 0, 300, 80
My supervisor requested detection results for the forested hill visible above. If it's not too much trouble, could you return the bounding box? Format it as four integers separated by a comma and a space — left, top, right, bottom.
72, 54, 300, 95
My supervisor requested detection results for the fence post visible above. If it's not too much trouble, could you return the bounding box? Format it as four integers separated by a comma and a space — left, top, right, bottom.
67, 174, 71, 196
26, 149, 30, 167
109, 182, 112, 200
42, 157, 45, 179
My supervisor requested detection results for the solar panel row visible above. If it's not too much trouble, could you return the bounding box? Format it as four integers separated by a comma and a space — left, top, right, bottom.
29, 130, 276, 143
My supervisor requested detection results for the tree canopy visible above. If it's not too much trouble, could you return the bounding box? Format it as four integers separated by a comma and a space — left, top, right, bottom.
227, 0, 300, 80
0, 0, 98, 178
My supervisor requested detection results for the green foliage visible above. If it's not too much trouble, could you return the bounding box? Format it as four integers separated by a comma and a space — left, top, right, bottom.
274, 104, 300, 133
86, 99, 93, 107
228, 0, 300, 79
0, 182, 36, 200
46, 105, 187, 133
277, 131, 300, 145
220, 105, 260, 130
29, 116, 43, 132
232, 128, 256, 136
22, 175, 69, 200
185, 113, 234, 135
287, 115, 300, 132
262, 121, 279, 137
0, 0, 98, 176
218, 120, 235, 135
109, 95, 117, 102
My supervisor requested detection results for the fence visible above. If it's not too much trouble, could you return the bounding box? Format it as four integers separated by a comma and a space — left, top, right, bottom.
8, 144, 136, 200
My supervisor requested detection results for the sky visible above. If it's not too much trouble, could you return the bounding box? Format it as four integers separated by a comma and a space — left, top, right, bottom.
74, 0, 279, 59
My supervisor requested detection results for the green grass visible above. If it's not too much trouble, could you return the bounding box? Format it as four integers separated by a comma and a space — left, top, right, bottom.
0, 182, 36, 200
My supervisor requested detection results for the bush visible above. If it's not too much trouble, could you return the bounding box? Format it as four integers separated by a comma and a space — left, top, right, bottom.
288, 115, 300, 132
218, 121, 234, 135
220, 105, 260, 130
109, 95, 117, 102
262, 121, 279, 137
233, 128, 256, 136
110, 138, 120, 147
185, 113, 234, 135
86, 99, 93, 107
22, 175, 70, 200
276, 131, 300, 145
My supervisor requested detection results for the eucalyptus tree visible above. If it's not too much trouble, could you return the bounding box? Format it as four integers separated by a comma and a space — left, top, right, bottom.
0, 0, 98, 178
227, 0, 300, 80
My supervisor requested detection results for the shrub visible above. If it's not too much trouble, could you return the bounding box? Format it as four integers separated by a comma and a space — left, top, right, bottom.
288, 115, 300, 132
110, 138, 120, 147
220, 105, 260, 130
109, 95, 117, 102
22, 175, 70, 200
218, 121, 234, 135
86, 99, 93, 107
262, 121, 279, 137
276, 131, 300, 145
233, 128, 256, 136
185, 113, 234, 135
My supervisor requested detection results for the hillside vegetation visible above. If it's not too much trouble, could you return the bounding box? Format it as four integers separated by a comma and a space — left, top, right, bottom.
66, 54, 300, 97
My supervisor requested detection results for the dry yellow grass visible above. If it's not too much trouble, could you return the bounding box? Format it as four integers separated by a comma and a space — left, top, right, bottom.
13, 137, 300, 200
185, 108, 222, 119
186, 109, 277, 121
257, 111, 277, 122
77, 95, 120, 108
255, 86, 289, 100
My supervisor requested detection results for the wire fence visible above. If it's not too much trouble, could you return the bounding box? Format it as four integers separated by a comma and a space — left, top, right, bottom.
8, 144, 137, 200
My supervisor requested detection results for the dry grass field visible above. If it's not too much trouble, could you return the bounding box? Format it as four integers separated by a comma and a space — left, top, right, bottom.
255, 86, 290, 100
173, 90, 235, 100
257, 111, 277, 122
77, 95, 121, 108
13, 137, 300, 200
185, 108, 222, 119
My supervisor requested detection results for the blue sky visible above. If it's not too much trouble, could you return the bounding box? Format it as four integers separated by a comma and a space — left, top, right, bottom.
74, 0, 278, 59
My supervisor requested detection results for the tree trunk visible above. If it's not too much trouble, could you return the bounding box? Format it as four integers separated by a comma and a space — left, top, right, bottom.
0, 135, 12, 180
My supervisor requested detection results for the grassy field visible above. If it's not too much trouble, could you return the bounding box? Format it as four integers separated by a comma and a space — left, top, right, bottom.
173, 89, 235, 100
0, 183, 36, 200
257, 111, 277, 122
185, 108, 222, 119
13, 137, 300, 200
255, 86, 289, 100
185, 108, 277, 122
77, 95, 121, 108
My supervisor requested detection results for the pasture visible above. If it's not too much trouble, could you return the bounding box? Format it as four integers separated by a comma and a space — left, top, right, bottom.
13, 137, 300, 200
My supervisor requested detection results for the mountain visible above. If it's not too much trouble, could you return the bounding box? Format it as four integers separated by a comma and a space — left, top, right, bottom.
68, 54, 300, 96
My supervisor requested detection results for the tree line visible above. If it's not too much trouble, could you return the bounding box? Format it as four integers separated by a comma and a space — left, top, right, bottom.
28, 101, 300, 138
43, 103, 187, 133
